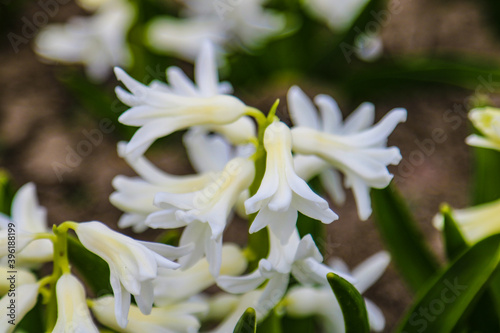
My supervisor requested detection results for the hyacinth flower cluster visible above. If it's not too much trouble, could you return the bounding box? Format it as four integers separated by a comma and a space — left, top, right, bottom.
0, 40, 406, 332
33, 0, 381, 83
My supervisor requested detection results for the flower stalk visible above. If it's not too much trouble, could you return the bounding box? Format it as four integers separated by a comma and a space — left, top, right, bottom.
245, 100, 280, 269
44, 221, 77, 331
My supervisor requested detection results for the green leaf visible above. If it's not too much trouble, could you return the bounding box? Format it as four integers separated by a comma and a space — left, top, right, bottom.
441, 206, 500, 331
257, 310, 282, 333
327, 272, 370, 333
371, 185, 440, 291
234, 308, 257, 333
442, 205, 468, 261
0, 169, 15, 215
397, 234, 500, 333
67, 236, 112, 296
472, 146, 500, 205
281, 316, 318, 333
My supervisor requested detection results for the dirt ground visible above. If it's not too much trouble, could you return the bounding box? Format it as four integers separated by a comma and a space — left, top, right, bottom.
2, 0, 500, 331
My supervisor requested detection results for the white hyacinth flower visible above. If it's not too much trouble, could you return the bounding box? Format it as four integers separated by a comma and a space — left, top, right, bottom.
91, 295, 207, 333
288, 86, 406, 220
0, 283, 39, 333
149, 40, 256, 146
146, 17, 227, 62
245, 121, 337, 243
302, 0, 370, 32
466, 107, 500, 151
0, 183, 52, 265
433, 199, 500, 243
74, 221, 191, 328
110, 142, 214, 233
184, 0, 285, 48
147, 157, 255, 276
217, 230, 353, 316
152, 40, 256, 146
284, 251, 390, 332
114, 65, 249, 159
52, 273, 99, 333
145, 0, 285, 61
34, 0, 134, 82
154, 243, 247, 306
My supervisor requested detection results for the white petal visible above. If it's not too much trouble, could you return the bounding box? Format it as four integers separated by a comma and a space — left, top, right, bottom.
167, 66, 198, 97
294, 154, 330, 182
294, 234, 323, 263
338, 108, 407, 147
267, 208, 299, 245
342, 102, 375, 133
52, 274, 99, 333
117, 213, 149, 233
319, 168, 346, 205
206, 235, 223, 277
12, 183, 47, 233
349, 175, 373, 221
135, 281, 154, 315
352, 251, 390, 293
124, 118, 192, 159
0, 283, 39, 333
178, 222, 211, 269
196, 40, 219, 96
145, 210, 187, 229
314, 94, 343, 133
110, 271, 130, 328
183, 127, 231, 173
365, 298, 386, 332
291, 194, 338, 224
139, 240, 192, 261
466, 134, 500, 150
255, 273, 289, 316
217, 266, 267, 294
248, 204, 273, 234
287, 86, 320, 129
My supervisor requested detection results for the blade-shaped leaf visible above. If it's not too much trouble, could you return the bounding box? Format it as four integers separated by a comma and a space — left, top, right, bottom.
472, 146, 500, 205
442, 205, 468, 261
371, 185, 440, 291
234, 308, 257, 333
397, 233, 500, 333
0, 169, 15, 215
441, 206, 500, 331
327, 272, 370, 333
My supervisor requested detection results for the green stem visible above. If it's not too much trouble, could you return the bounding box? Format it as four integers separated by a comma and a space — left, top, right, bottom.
45, 222, 77, 331
246, 100, 281, 269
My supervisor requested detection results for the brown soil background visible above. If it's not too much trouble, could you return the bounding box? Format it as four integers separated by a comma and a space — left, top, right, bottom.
2, 0, 500, 331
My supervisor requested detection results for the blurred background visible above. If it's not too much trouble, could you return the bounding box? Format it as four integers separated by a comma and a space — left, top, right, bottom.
2, 0, 500, 331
